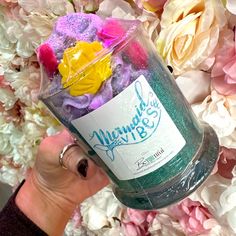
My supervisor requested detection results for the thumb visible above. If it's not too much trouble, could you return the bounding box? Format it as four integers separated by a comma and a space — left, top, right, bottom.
61, 142, 98, 179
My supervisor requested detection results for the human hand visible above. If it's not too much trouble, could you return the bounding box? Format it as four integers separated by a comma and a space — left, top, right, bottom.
16, 129, 109, 235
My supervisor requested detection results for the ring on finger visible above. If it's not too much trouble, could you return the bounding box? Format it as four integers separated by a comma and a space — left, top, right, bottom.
59, 143, 79, 170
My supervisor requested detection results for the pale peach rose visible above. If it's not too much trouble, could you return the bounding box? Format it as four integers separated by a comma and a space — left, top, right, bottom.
157, 0, 227, 75
134, 0, 167, 12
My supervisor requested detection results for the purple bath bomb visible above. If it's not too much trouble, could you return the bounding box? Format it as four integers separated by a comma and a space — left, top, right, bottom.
45, 13, 103, 60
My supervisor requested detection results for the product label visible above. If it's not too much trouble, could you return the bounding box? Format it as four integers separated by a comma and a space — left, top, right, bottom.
71, 75, 186, 180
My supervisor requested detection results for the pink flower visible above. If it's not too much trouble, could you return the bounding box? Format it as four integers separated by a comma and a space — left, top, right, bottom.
217, 147, 236, 179
0, 0, 17, 7
211, 29, 236, 95
170, 198, 218, 235
122, 208, 157, 236
0, 75, 9, 88
37, 43, 58, 78
97, 19, 125, 47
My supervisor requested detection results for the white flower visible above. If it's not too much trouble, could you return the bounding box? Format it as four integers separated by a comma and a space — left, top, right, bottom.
148, 212, 185, 236
9, 103, 60, 166
0, 164, 25, 186
0, 87, 17, 110
192, 91, 236, 148
81, 186, 123, 231
157, 0, 227, 75
0, 12, 15, 74
5, 66, 41, 106
18, 0, 74, 15
225, 0, 236, 15
0, 116, 16, 156
176, 70, 211, 104
190, 174, 236, 234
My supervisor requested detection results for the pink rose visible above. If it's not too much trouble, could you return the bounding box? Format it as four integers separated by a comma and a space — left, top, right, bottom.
217, 147, 236, 179
211, 29, 236, 95
170, 198, 218, 235
122, 208, 157, 236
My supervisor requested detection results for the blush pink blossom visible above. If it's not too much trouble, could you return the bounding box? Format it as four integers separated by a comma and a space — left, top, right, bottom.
0, 0, 17, 7
122, 208, 157, 236
211, 29, 236, 95
170, 198, 218, 235
217, 147, 236, 179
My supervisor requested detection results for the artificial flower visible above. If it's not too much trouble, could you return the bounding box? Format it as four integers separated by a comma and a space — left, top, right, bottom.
134, 0, 167, 12
190, 174, 236, 234
157, 0, 227, 75
225, 0, 236, 15
0, 0, 17, 7
192, 90, 236, 148
217, 147, 236, 179
0, 75, 17, 110
0, 116, 15, 156
122, 208, 157, 236
0, 164, 24, 187
148, 211, 185, 236
97, 0, 159, 41
73, 0, 101, 12
58, 41, 112, 96
176, 70, 211, 104
81, 185, 123, 231
170, 198, 218, 235
211, 29, 236, 95
18, 0, 74, 15
4, 66, 41, 106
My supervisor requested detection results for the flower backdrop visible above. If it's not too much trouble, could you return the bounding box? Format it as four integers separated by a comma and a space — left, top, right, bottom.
1, 0, 236, 235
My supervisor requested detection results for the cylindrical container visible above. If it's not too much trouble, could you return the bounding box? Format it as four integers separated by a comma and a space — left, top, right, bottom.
39, 16, 219, 210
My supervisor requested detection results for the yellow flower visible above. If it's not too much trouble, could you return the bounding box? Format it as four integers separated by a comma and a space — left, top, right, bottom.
58, 41, 112, 96
156, 0, 227, 75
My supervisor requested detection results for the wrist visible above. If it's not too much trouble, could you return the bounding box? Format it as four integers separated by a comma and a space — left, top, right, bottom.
16, 171, 76, 235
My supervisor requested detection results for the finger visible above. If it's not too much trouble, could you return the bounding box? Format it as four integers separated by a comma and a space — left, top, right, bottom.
61, 143, 98, 179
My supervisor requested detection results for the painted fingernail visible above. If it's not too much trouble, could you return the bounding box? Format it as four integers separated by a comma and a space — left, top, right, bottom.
167, 65, 173, 73
77, 159, 88, 178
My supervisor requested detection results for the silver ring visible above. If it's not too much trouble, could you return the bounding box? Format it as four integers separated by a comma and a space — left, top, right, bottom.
59, 143, 78, 169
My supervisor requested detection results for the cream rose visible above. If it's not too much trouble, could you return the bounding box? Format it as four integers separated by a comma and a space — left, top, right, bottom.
156, 0, 227, 75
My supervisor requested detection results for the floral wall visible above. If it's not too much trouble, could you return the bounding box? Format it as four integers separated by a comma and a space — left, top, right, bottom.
1, 0, 236, 235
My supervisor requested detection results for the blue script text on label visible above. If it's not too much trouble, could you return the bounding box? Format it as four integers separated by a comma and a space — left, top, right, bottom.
72, 75, 186, 180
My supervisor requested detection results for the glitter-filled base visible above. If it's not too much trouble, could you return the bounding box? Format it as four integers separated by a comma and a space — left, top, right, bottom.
113, 124, 219, 210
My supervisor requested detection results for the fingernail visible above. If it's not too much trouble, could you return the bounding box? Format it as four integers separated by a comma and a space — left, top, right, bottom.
167, 65, 173, 73
77, 159, 88, 178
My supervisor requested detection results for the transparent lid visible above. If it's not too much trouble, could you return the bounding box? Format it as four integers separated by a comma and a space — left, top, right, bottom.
38, 15, 141, 100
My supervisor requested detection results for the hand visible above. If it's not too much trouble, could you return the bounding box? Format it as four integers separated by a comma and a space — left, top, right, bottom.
16, 129, 109, 236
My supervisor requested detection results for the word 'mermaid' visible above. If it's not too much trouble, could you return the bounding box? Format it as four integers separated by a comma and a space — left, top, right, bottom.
90, 79, 161, 161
